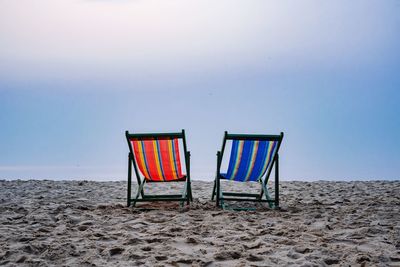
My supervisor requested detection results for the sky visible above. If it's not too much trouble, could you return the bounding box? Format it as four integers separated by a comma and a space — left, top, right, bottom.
0, 0, 399, 181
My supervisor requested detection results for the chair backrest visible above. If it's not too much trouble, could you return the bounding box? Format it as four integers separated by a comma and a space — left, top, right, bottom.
220, 132, 283, 182
126, 131, 187, 182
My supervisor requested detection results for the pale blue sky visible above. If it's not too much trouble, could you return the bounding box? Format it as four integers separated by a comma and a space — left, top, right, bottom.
1, 0, 399, 180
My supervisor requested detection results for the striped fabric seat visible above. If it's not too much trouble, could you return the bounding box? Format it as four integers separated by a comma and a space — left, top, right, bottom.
130, 138, 185, 182
221, 140, 278, 182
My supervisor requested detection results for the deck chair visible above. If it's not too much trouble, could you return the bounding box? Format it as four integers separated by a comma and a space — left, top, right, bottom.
211, 131, 284, 210
125, 130, 192, 207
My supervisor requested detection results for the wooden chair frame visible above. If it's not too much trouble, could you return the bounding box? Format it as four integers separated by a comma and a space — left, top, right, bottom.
125, 130, 192, 207
211, 131, 284, 210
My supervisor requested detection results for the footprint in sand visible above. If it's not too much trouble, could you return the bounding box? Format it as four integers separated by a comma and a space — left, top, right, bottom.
109, 247, 124, 256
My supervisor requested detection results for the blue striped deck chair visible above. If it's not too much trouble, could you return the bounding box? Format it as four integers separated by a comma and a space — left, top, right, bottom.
125, 130, 192, 208
211, 131, 284, 210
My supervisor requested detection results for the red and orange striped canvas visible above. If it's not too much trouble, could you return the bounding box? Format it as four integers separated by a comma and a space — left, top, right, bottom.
130, 138, 185, 181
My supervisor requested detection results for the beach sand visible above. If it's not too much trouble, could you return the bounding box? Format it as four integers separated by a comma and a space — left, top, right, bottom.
0, 179, 399, 266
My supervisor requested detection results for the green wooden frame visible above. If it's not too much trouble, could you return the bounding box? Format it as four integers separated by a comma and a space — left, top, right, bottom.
211, 131, 284, 210
125, 129, 193, 207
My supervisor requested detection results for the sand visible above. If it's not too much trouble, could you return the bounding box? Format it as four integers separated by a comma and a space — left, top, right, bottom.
0, 179, 399, 267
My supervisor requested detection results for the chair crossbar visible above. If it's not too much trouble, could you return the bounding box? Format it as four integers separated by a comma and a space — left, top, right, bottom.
222, 192, 260, 197
222, 197, 274, 202
126, 132, 183, 139
133, 197, 187, 202
145, 178, 186, 183
143, 194, 183, 199
226, 133, 282, 141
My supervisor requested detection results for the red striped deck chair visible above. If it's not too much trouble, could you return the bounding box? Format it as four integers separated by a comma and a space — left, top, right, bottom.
211, 131, 284, 210
125, 130, 192, 207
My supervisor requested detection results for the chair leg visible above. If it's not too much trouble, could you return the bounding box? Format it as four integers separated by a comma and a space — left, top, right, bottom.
261, 180, 274, 209
219, 180, 226, 209
140, 185, 145, 198
127, 155, 132, 207
186, 181, 190, 205
180, 180, 188, 207
188, 181, 193, 201
132, 179, 146, 207
259, 181, 264, 200
274, 154, 280, 209
216, 178, 221, 207
211, 179, 216, 200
